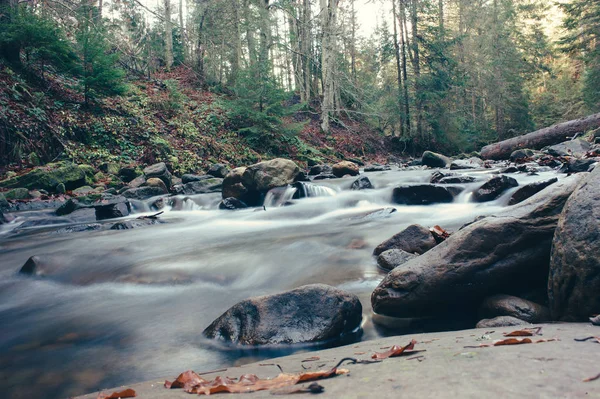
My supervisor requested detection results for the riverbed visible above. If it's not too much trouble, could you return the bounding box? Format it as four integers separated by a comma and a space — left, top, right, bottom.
0, 165, 560, 398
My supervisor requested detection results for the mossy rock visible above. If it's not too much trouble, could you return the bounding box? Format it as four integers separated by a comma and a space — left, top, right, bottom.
0, 162, 88, 192
5, 188, 30, 200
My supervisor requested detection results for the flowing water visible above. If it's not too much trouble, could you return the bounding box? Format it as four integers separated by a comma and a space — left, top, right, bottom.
0, 166, 560, 398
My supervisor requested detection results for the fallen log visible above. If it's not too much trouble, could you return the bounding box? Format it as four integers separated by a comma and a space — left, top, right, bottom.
481, 113, 600, 160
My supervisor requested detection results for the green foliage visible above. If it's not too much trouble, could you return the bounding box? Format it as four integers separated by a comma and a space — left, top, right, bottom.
75, 4, 127, 105
0, 6, 78, 74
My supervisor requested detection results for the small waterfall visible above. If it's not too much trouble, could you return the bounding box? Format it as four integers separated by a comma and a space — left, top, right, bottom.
292, 182, 337, 199
263, 186, 298, 207
263, 182, 337, 207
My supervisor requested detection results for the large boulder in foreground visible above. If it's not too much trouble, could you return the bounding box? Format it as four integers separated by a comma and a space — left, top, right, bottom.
371, 175, 583, 318
203, 284, 362, 346
479, 294, 551, 323
549, 167, 600, 321
0, 162, 88, 192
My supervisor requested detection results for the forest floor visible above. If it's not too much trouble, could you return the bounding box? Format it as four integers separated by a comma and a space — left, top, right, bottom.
79, 323, 600, 399
0, 63, 397, 179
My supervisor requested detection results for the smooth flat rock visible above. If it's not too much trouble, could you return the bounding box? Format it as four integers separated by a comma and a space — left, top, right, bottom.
77, 323, 600, 399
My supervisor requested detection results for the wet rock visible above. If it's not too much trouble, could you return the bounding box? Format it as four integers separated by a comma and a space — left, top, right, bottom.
128, 175, 146, 188
72, 186, 96, 196
222, 167, 248, 200
508, 178, 558, 205
207, 163, 230, 178
371, 175, 583, 318
203, 284, 362, 345
559, 158, 597, 174
429, 170, 477, 184
110, 219, 163, 229
332, 161, 359, 177
392, 184, 456, 205
143, 162, 172, 188
145, 177, 169, 194
5, 188, 30, 200
544, 139, 591, 158
242, 158, 300, 193
19, 256, 61, 276
479, 294, 551, 323
308, 165, 332, 176
219, 197, 248, 210
293, 171, 310, 182
373, 224, 437, 256
472, 175, 518, 202
476, 316, 528, 329
122, 186, 167, 200
549, 166, 600, 321
56, 195, 131, 221
0, 162, 87, 192
421, 151, 451, 168
119, 166, 141, 183
350, 176, 373, 190
377, 249, 418, 271
510, 149, 535, 162
450, 157, 483, 170
181, 174, 212, 184
500, 166, 519, 174
0, 209, 7, 224
364, 164, 391, 172
54, 223, 103, 234
174, 178, 223, 195
312, 173, 337, 180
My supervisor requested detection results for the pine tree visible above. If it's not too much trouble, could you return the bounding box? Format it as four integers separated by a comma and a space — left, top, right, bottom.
75, 1, 127, 106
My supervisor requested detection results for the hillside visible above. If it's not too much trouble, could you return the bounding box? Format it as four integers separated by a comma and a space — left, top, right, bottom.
0, 62, 395, 179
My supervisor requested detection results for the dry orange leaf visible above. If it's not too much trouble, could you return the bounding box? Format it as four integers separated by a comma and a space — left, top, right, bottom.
97, 388, 136, 399
494, 338, 533, 346
503, 327, 542, 337
583, 373, 600, 382
371, 339, 417, 360
164, 366, 349, 395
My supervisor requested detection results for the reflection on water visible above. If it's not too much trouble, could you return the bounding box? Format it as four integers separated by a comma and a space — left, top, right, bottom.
0, 166, 559, 398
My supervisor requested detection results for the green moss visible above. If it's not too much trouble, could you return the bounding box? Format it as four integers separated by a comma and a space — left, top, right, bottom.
0, 162, 87, 192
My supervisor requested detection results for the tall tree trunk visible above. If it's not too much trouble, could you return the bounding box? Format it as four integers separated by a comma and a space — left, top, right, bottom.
399, 0, 411, 135
164, 0, 174, 70
302, 0, 311, 102
179, 0, 187, 63
350, 0, 356, 83
230, 0, 242, 83
392, 0, 404, 137
244, 0, 257, 67
410, 0, 423, 140
320, 0, 337, 134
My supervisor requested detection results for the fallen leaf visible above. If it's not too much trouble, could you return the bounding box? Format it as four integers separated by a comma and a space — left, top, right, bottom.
430, 225, 450, 243
465, 337, 556, 348
372, 340, 417, 360
583, 373, 600, 382
503, 327, 542, 337
165, 367, 349, 395
97, 388, 136, 399
301, 356, 320, 363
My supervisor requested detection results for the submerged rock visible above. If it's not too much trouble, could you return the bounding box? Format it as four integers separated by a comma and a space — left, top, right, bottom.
364, 164, 391, 172
350, 176, 373, 190
472, 175, 518, 202
377, 249, 418, 271
508, 178, 557, 205
373, 224, 437, 256
421, 151, 451, 168
479, 294, 551, 323
450, 157, 483, 170
332, 161, 359, 177
219, 197, 248, 210
371, 175, 583, 319
392, 184, 456, 205
308, 164, 332, 176
203, 284, 362, 346
549, 166, 600, 321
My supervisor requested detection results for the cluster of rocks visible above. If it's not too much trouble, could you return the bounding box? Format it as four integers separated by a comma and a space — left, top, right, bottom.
371, 160, 599, 328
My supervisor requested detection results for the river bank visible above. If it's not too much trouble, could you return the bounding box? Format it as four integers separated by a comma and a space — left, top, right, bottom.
78, 322, 600, 399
